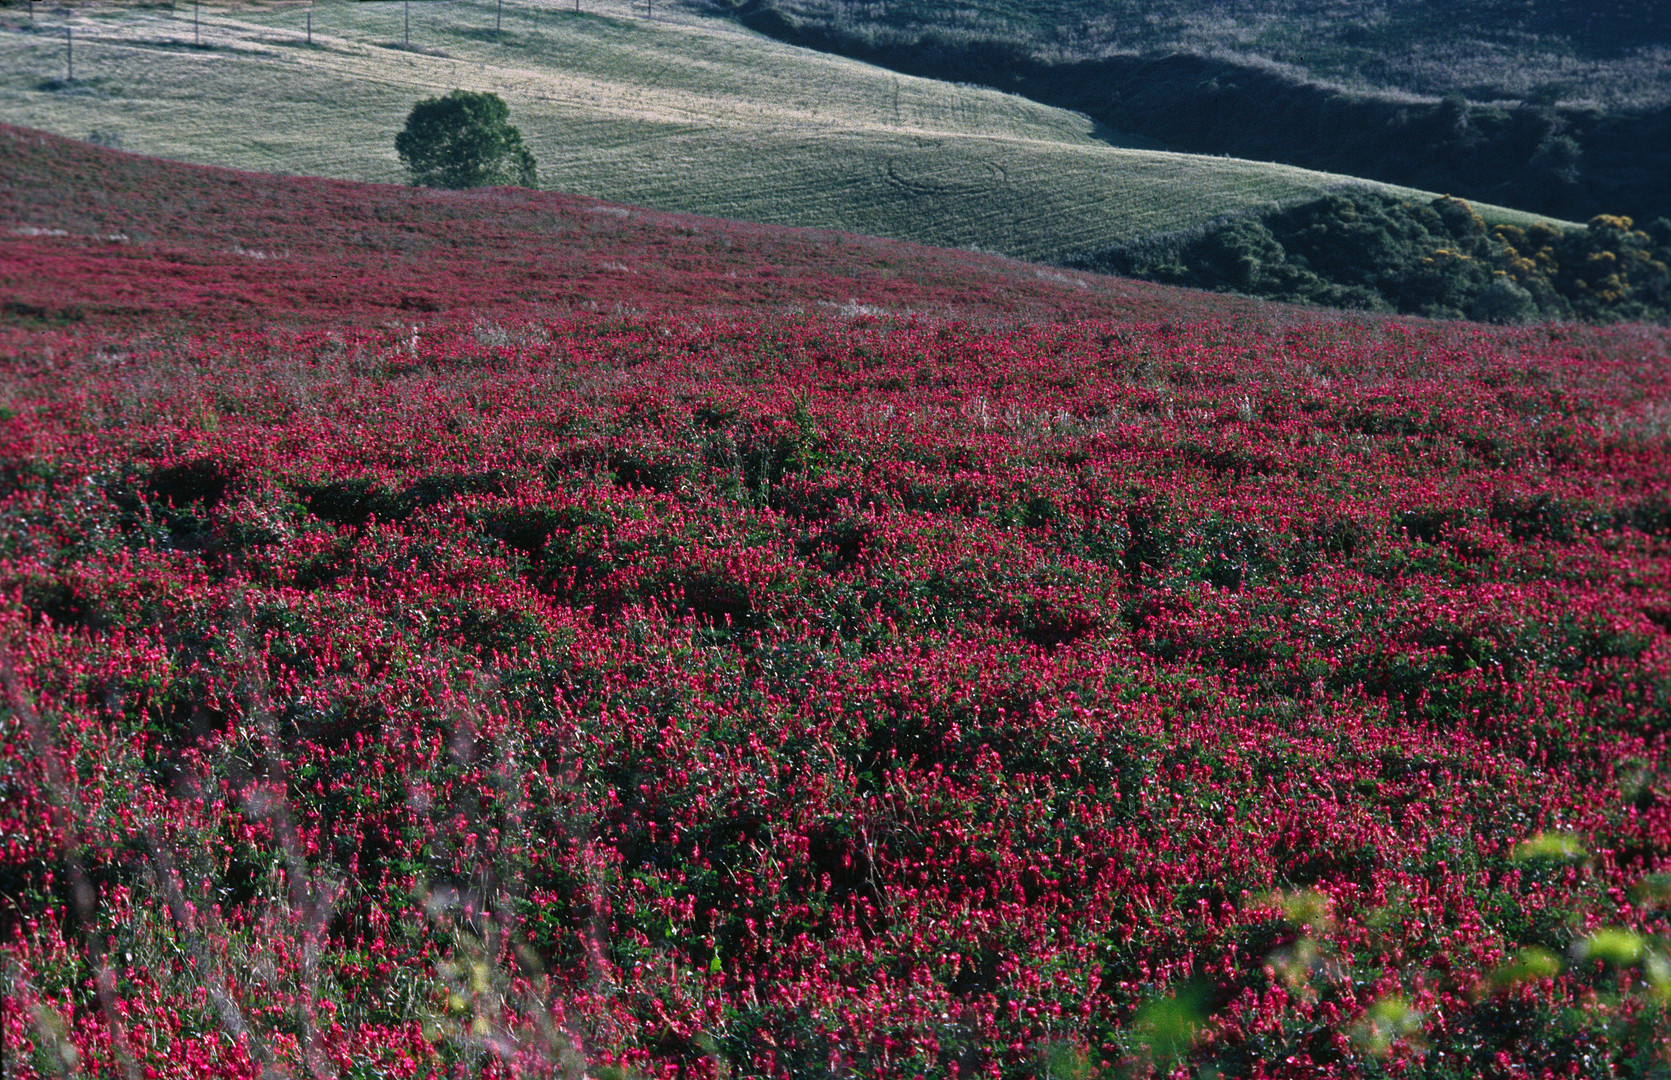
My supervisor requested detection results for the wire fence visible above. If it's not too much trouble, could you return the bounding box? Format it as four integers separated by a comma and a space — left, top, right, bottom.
1, 0, 674, 84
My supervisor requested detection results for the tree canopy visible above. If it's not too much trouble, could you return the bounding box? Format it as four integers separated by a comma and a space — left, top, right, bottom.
395, 89, 538, 190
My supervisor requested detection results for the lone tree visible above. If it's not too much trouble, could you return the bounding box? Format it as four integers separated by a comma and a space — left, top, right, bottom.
395, 89, 537, 189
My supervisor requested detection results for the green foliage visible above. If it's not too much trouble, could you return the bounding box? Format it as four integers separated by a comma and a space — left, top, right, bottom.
1576, 928, 1646, 967
1470, 278, 1537, 324
1130, 985, 1207, 1067
1511, 832, 1587, 864
395, 89, 538, 190
1073, 193, 1671, 323
1489, 947, 1563, 990
1352, 995, 1424, 1059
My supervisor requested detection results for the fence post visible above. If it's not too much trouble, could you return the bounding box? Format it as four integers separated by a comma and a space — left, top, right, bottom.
65, 26, 71, 82
306, 5, 312, 46
194, 0, 200, 46
496, 0, 502, 43
404, 1, 410, 48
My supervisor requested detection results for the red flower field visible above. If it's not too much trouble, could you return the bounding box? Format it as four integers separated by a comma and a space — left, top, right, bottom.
1, 126, 1668, 1078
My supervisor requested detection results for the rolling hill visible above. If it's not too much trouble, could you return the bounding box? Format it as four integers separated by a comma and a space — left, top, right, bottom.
727, 0, 1671, 225
0, 0, 1566, 272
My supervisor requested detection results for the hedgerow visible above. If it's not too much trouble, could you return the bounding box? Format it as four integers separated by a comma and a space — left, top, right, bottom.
1071, 193, 1671, 324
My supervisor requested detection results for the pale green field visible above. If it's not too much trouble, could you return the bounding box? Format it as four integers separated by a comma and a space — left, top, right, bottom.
0, 0, 1567, 264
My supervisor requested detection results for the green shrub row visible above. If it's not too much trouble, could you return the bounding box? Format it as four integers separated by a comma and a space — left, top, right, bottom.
1068, 193, 1671, 323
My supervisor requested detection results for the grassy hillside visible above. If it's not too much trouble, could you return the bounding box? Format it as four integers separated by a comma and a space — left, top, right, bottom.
0, 0, 1562, 268
724, 0, 1671, 225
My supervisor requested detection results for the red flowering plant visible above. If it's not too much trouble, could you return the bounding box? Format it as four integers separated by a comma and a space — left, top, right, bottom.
1, 127, 1669, 1078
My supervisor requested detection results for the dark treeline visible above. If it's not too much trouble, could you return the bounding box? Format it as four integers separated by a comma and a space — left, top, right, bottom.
1066, 192, 1671, 323
724, 0, 1671, 228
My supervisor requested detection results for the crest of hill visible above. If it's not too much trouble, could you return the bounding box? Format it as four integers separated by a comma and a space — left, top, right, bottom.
0, 123, 1264, 330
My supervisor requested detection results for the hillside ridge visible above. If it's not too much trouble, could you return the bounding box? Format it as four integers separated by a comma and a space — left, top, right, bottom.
0, 122, 1265, 329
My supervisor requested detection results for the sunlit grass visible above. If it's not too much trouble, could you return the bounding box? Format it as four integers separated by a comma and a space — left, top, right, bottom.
0, 0, 1566, 264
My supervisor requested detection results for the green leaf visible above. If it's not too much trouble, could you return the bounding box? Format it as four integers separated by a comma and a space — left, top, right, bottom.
1510, 832, 1586, 863
1132, 985, 1206, 1065
1351, 994, 1423, 1057
1489, 946, 1563, 988
1576, 928, 1645, 966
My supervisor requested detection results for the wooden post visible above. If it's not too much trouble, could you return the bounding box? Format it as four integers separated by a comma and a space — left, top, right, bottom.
496, 0, 502, 42
306, 5, 312, 45
404, 0, 410, 47
194, 0, 200, 46
65, 26, 71, 82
